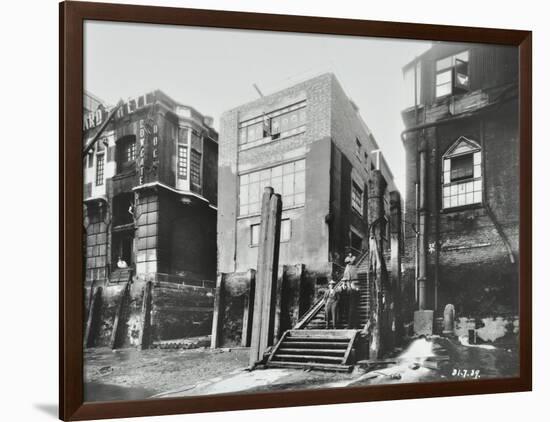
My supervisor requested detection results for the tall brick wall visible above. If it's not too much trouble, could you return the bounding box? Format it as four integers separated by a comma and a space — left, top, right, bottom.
218, 73, 399, 274
402, 101, 519, 320
218, 74, 334, 274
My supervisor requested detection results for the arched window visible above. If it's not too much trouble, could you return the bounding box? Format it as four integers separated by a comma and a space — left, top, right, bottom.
442, 136, 482, 209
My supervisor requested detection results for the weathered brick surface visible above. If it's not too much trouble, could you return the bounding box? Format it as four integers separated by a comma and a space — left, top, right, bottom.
401, 45, 519, 324
83, 91, 219, 348
218, 73, 398, 274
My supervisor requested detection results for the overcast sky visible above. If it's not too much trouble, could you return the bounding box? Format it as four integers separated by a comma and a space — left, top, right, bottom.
84, 21, 432, 192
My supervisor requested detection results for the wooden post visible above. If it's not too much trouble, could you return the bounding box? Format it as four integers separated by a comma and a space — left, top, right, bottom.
259, 193, 282, 356
249, 188, 282, 367
273, 265, 285, 345
110, 281, 131, 349
367, 170, 388, 360
210, 273, 226, 349
84, 286, 103, 348
390, 190, 402, 345
139, 281, 153, 350
241, 269, 255, 347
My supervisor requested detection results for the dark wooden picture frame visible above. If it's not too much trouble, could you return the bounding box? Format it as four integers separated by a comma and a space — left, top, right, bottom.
60, 1, 532, 420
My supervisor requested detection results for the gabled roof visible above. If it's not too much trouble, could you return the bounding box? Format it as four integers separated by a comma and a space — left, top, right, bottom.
444, 136, 481, 156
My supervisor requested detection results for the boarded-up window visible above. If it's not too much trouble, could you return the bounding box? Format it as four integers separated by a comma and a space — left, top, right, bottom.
190, 149, 201, 186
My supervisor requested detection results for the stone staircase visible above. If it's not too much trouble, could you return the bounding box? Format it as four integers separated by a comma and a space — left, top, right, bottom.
301, 252, 371, 330
266, 251, 371, 371
266, 329, 359, 372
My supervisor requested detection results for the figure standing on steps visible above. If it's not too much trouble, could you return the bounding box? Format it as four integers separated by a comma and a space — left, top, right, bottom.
337, 280, 351, 327
347, 280, 360, 328
343, 252, 357, 282
324, 280, 339, 329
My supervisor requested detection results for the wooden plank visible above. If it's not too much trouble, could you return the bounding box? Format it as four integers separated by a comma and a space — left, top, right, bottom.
288, 330, 356, 339
258, 193, 282, 355
280, 341, 349, 348
110, 281, 131, 349
210, 273, 225, 349
249, 189, 273, 366
278, 348, 346, 355
266, 361, 352, 372
273, 354, 344, 362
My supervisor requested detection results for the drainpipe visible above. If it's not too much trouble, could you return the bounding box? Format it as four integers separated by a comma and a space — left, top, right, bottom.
417, 136, 428, 311
414, 182, 419, 303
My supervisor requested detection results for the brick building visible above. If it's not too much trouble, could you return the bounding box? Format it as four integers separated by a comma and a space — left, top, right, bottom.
82, 90, 218, 348
215, 73, 399, 347
400, 43, 519, 337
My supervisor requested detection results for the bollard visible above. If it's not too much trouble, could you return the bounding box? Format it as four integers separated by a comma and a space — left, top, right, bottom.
443, 304, 455, 337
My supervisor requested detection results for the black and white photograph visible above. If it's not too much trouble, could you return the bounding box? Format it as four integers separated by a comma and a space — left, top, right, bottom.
81, 19, 521, 403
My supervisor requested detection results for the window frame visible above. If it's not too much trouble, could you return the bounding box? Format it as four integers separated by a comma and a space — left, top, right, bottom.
125, 140, 136, 162
238, 159, 306, 217
435, 50, 470, 99
238, 101, 307, 146
95, 153, 105, 186
177, 144, 188, 180
351, 181, 364, 216
441, 137, 483, 210
190, 148, 202, 186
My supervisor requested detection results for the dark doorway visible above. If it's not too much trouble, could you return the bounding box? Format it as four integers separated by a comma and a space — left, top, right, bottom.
112, 229, 134, 270
350, 231, 363, 253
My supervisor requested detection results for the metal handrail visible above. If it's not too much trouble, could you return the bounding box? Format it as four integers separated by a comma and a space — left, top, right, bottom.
293, 250, 369, 329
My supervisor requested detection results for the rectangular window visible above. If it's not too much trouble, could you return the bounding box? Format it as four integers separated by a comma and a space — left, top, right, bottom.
442, 151, 482, 209
238, 102, 307, 146
177, 145, 188, 180
435, 50, 470, 98
239, 159, 305, 216
403, 61, 422, 108
450, 154, 474, 181
351, 182, 363, 215
250, 219, 291, 246
95, 154, 104, 186
190, 149, 201, 186
88, 153, 94, 168
125, 141, 136, 162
